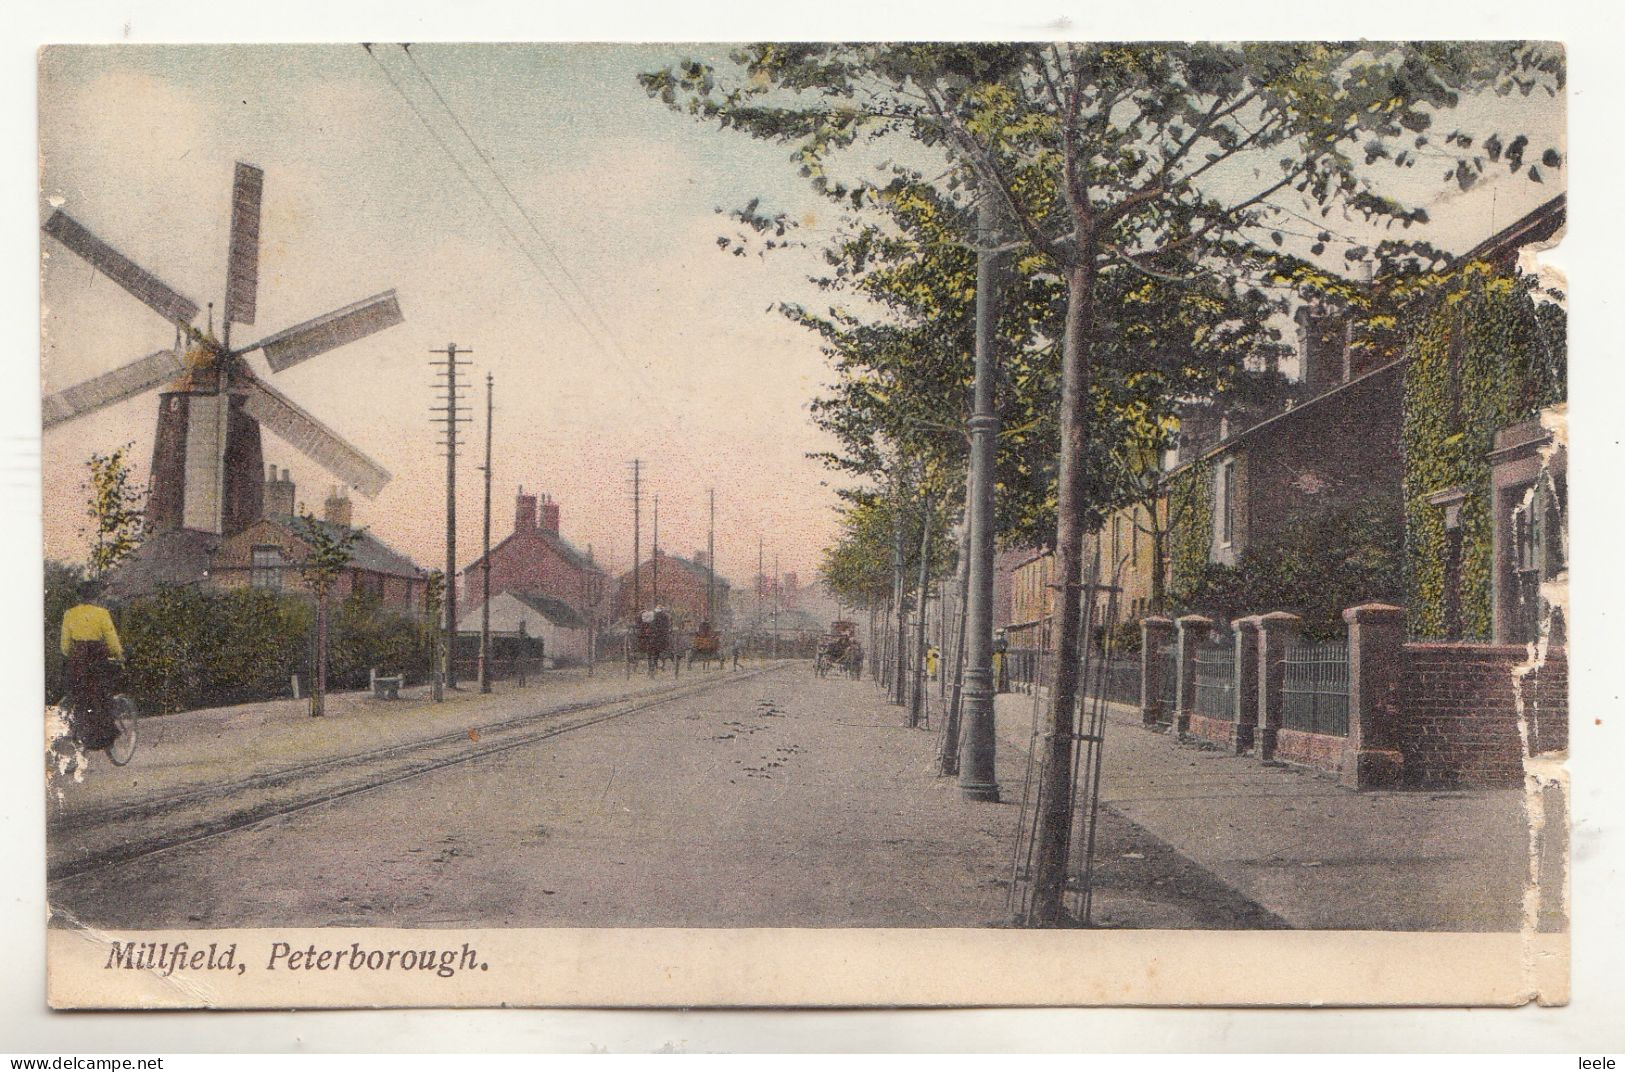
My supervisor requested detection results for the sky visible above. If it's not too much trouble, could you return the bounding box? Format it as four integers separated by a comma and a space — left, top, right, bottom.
39, 43, 856, 588
38, 43, 1566, 588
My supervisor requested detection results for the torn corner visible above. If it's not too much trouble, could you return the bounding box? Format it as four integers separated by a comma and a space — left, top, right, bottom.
1511, 403, 1570, 1005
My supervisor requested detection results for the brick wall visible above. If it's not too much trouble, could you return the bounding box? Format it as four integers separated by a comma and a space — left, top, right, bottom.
1274, 728, 1344, 773
1397, 643, 1568, 788
1185, 712, 1243, 752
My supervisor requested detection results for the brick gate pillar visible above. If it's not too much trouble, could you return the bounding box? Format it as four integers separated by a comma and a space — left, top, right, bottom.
1255, 611, 1301, 762
1174, 614, 1212, 737
1140, 616, 1175, 730
1341, 602, 1407, 790
1230, 616, 1261, 754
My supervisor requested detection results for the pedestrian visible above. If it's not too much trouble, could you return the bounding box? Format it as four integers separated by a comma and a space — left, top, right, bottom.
59, 577, 124, 752
731, 642, 741, 671
926, 645, 940, 681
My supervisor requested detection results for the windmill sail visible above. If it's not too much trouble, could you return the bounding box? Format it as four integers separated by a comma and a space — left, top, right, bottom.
42, 348, 185, 428
223, 163, 263, 327
244, 290, 404, 373
42, 211, 200, 326
240, 378, 390, 498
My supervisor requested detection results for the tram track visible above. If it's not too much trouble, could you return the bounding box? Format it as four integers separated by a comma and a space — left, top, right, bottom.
47, 664, 781, 884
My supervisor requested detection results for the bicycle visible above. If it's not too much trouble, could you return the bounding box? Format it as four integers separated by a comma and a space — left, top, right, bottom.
51, 675, 139, 768
106, 693, 139, 766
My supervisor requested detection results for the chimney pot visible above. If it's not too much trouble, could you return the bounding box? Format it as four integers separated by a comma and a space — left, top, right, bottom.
324, 488, 352, 529
516, 489, 539, 533
264, 466, 296, 519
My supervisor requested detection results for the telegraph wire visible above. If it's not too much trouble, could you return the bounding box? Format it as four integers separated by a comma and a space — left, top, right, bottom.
360, 43, 613, 358
399, 43, 637, 370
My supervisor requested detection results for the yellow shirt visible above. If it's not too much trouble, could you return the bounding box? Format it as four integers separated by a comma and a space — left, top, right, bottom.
60, 603, 123, 661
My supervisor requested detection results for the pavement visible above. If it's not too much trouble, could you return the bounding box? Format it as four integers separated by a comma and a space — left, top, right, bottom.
44, 662, 1536, 931
990, 689, 1533, 931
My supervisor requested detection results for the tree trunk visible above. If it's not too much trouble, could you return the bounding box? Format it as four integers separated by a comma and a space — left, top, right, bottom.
937, 492, 973, 775
890, 487, 909, 706
1150, 523, 1168, 615
312, 591, 329, 718
908, 497, 934, 728
1028, 255, 1098, 926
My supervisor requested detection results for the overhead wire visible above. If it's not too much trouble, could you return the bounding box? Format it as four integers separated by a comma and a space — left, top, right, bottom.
360, 43, 644, 386
399, 43, 637, 370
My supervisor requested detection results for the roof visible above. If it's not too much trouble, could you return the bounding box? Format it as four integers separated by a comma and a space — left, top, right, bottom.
102, 528, 219, 600
272, 514, 425, 579
458, 588, 585, 632
461, 525, 601, 576
1177, 358, 1405, 472
1456, 193, 1565, 267
620, 552, 731, 589
1168, 196, 1565, 478
509, 590, 586, 629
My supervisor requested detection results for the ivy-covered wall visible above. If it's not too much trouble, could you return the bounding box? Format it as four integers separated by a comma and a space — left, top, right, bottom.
1166, 460, 1214, 606
1402, 263, 1566, 640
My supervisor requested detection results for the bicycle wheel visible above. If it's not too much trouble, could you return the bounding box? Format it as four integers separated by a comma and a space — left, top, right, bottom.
106, 695, 138, 766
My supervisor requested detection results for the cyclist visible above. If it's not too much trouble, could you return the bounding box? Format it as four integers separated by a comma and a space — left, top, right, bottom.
59, 578, 124, 752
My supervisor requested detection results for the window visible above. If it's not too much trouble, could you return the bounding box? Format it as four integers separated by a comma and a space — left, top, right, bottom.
1217, 459, 1236, 547
251, 545, 283, 591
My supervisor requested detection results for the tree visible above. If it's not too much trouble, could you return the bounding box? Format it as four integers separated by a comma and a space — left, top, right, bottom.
294, 511, 361, 718
82, 444, 146, 578
423, 569, 447, 701
646, 41, 1561, 925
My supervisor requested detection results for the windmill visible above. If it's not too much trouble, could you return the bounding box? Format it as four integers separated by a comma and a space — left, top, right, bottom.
42, 161, 404, 536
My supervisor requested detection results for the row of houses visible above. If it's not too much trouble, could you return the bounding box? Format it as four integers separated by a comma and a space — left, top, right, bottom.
105, 467, 742, 665
997, 194, 1567, 657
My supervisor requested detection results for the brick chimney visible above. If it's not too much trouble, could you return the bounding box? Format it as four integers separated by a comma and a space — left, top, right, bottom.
264, 465, 295, 519
541, 493, 560, 535
1294, 303, 1351, 396
515, 486, 538, 533
324, 486, 353, 529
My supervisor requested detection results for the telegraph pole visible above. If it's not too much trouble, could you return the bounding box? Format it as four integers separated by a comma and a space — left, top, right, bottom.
707, 488, 715, 625
630, 460, 642, 620
478, 371, 494, 694
431, 342, 472, 691
772, 551, 780, 659
756, 535, 764, 658
651, 494, 660, 607
959, 199, 1003, 803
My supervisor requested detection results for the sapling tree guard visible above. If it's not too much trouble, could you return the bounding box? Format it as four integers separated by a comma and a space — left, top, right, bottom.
645, 41, 1563, 925
295, 510, 361, 718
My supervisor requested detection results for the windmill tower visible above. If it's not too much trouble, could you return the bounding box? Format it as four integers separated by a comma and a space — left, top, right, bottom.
42, 162, 404, 536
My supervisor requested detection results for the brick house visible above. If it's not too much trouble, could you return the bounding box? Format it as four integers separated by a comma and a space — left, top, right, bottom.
105, 466, 427, 615
612, 550, 732, 634
1400, 195, 1566, 645
458, 488, 608, 629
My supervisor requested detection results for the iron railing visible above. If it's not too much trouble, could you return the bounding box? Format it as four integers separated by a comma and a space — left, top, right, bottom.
1152, 640, 1178, 713
1094, 657, 1141, 707
1281, 638, 1350, 736
1004, 647, 1043, 693
1192, 637, 1236, 720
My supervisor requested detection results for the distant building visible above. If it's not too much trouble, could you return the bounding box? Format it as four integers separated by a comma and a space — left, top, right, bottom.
612, 550, 731, 634
458, 488, 607, 628
454, 589, 588, 664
